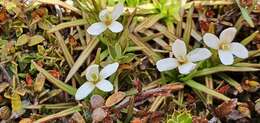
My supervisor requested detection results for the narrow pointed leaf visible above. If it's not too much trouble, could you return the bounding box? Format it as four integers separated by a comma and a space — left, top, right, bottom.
32, 61, 76, 96
34, 106, 81, 123
185, 80, 230, 101
194, 66, 260, 77
48, 19, 88, 33
235, 0, 254, 27
65, 38, 99, 82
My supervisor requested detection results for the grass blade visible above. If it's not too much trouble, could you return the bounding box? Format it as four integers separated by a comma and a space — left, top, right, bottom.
235, 0, 254, 28
34, 105, 81, 123
134, 14, 164, 32
65, 38, 99, 82
32, 61, 77, 96
24, 103, 76, 109
240, 30, 259, 45
38, 0, 81, 15
48, 19, 88, 33
194, 66, 260, 77
185, 80, 230, 101
129, 33, 162, 63
183, 5, 194, 46
217, 73, 243, 93
54, 31, 84, 84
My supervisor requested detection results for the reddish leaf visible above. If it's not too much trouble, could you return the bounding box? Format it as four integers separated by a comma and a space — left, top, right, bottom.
214, 99, 237, 118
0, 8, 9, 24
31, 7, 47, 19
36, 61, 44, 68
68, 35, 77, 46
186, 94, 196, 104
192, 116, 208, 123
199, 20, 210, 32
49, 69, 61, 79
240, 0, 253, 7
25, 74, 33, 87
105, 91, 126, 107
133, 79, 142, 93
131, 118, 142, 123
217, 85, 230, 94
206, 9, 215, 18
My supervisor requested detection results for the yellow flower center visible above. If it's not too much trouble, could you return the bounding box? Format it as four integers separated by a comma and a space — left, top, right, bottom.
103, 15, 112, 26
178, 56, 188, 64
220, 42, 230, 50
91, 73, 100, 83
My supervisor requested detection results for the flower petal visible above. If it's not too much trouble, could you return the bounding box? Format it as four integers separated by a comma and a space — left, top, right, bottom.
96, 80, 113, 92
112, 3, 124, 20
108, 21, 123, 33
87, 22, 107, 36
203, 33, 220, 49
172, 39, 187, 58
100, 62, 119, 79
86, 64, 99, 81
156, 58, 179, 72
65, 0, 74, 6
99, 9, 110, 21
178, 62, 196, 74
219, 27, 237, 43
218, 50, 234, 65
75, 82, 95, 100
231, 42, 248, 59
187, 48, 212, 62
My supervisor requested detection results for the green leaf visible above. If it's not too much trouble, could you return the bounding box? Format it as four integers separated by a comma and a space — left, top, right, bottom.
28, 35, 45, 46
241, 30, 259, 45
240, 7, 254, 27
170, 0, 181, 21
185, 80, 230, 101
11, 93, 23, 114
183, 5, 194, 46
108, 44, 118, 60
115, 43, 122, 57
126, 0, 139, 7
0, 39, 8, 48
177, 112, 192, 123
235, 0, 254, 27
194, 66, 260, 77
118, 53, 136, 63
16, 34, 30, 46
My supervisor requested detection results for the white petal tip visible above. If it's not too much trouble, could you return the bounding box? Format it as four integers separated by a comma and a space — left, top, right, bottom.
156, 58, 178, 72
87, 22, 107, 36
178, 63, 196, 74
218, 50, 234, 65
96, 80, 114, 92
203, 33, 220, 49
108, 21, 123, 33
75, 82, 95, 100
230, 43, 249, 59
100, 62, 119, 79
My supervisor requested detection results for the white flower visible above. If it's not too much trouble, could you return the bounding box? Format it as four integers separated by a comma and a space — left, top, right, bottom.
203, 27, 248, 65
156, 39, 212, 74
75, 62, 119, 100
87, 3, 124, 36
65, 0, 74, 6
